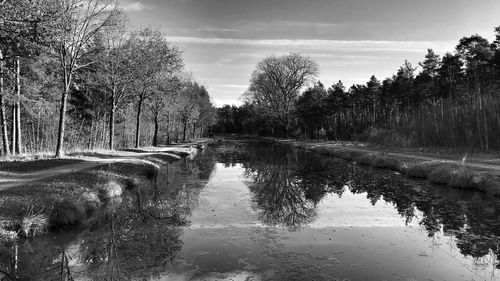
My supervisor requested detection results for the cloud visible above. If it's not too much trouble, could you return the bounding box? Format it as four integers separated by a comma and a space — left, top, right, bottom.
120, 1, 152, 12
195, 27, 240, 33
169, 36, 456, 53
214, 84, 248, 89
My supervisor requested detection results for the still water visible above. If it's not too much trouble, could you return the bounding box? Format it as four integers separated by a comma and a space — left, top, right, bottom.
2, 140, 500, 280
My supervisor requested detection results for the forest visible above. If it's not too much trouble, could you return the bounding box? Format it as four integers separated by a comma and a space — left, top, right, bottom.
215, 26, 500, 153
0, 0, 216, 157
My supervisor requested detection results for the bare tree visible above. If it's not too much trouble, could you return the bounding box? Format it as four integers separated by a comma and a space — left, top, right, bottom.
129, 28, 183, 148
147, 77, 180, 146
52, 0, 120, 157
247, 53, 318, 136
92, 20, 135, 150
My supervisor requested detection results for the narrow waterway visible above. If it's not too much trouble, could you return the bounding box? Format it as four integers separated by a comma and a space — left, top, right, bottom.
2, 140, 500, 280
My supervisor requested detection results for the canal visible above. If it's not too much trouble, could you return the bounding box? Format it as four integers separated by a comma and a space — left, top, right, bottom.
2, 139, 500, 280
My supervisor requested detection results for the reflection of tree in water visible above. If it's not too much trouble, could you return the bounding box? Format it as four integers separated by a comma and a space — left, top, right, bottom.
231, 142, 345, 230
246, 162, 317, 230
0, 151, 217, 280
222, 140, 500, 263
77, 153, 217, 280
77, 209, 183, 280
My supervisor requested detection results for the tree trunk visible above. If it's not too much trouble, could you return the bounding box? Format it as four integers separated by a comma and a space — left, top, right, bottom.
135, 98, 143, 148
109, 105, 115, 150
55, 71, 71, 158
166, 113, 170, 144
11, 105, 16, 155
182, 121, 187, 142
153, 114, 159, 147
0, 50, 9, 154
88, 117, 94, 149
14, 57, 21, 154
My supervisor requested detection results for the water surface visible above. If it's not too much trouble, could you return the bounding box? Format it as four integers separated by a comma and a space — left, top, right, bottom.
2, 140, 500, 280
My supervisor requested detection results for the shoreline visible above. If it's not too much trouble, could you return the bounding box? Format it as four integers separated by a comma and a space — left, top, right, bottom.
0, 139, 214, 240
259, 137, 500, 197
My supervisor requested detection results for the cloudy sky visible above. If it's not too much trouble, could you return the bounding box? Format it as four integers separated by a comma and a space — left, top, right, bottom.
118, 0, 500, 106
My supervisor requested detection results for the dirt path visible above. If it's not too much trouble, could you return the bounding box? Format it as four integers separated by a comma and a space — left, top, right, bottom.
0, 146, 196, 191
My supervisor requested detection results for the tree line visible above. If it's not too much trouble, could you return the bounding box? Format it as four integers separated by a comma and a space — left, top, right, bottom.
215, 26, 500, 152
0, 0, 216, 157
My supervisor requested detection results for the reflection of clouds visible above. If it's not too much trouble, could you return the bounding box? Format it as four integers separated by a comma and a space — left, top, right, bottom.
191, 271, 264, 281
165, 270, 265, 281
219, 140, 500, 266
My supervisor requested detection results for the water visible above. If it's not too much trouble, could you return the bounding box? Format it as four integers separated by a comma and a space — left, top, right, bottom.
2, 140, 500, 280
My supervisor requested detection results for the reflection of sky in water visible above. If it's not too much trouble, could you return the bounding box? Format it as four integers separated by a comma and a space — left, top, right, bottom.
3, 142, 500, 281
172, 161, 500, 281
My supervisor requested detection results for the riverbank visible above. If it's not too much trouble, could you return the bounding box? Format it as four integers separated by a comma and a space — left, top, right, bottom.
0, 140, 213, 240
262, 138, 500, 197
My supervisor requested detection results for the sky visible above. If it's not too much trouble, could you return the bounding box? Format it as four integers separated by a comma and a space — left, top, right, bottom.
118, 0, 500, 107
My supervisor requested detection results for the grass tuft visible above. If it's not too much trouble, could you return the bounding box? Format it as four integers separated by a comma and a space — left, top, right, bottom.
20, 205, 49, 237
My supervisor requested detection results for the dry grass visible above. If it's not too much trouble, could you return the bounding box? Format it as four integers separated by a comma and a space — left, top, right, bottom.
405, 163, 437, 178
476, 173, 500, 195
294, 140, 500, 197
0, 156, 162, 233
0, 221, 18, 241
20, 205, 49, 237
0, 140, 216, 238
372, 155, 402, 172
428, 166, 454, 185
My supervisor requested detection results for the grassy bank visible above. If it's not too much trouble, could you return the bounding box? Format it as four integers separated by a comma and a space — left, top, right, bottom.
0, 140, 214, 240
271, 138, 500, 197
